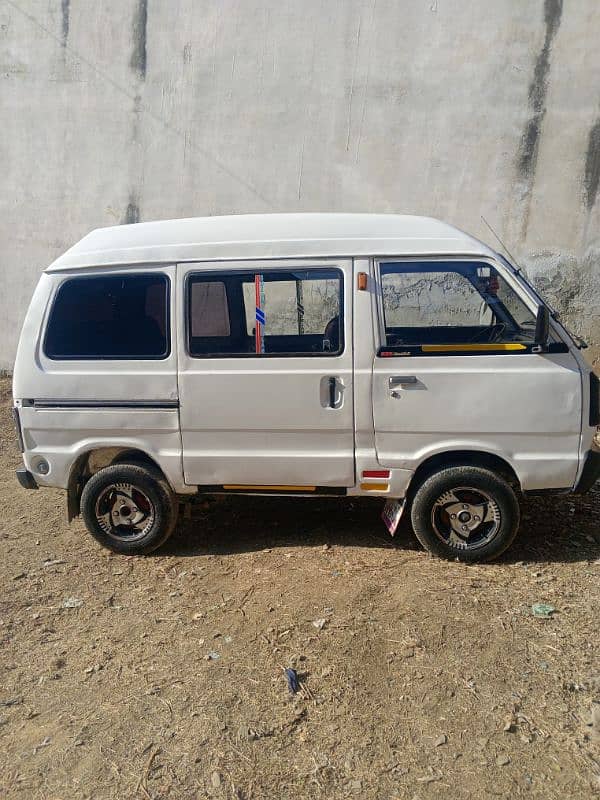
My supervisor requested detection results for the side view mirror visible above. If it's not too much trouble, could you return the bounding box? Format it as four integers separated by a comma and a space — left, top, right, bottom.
534, 304, 550, 346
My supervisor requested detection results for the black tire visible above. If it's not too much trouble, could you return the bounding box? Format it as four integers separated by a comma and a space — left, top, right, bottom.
410, 466, 520, 563
80, 463, 177, 555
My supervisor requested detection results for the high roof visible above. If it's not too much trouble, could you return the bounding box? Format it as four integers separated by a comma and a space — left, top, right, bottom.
46, 213, 496, 272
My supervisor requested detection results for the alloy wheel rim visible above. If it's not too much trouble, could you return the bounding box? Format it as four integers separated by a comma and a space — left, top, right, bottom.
95, 482, 155, 541
431, 486, 501, 550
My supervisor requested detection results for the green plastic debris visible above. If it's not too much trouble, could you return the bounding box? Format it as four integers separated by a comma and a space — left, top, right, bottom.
531, 602, 556, 618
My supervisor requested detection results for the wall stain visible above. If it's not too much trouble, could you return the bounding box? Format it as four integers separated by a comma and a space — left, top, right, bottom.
130, 0, 148, 80
61, 0, 70, 47
583, 118, 600, 210
517, 0, 562, 180
123, 198, 141, 225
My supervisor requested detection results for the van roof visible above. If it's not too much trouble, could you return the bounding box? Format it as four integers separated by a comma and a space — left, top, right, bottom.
46, 213, 497, 272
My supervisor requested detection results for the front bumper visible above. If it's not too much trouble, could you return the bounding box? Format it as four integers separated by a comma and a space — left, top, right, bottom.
573, 448, 600, 494
16, 467, 38, 490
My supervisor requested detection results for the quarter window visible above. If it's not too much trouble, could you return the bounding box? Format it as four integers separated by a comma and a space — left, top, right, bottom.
188, 269, 343, 357
45, 274, 170, 359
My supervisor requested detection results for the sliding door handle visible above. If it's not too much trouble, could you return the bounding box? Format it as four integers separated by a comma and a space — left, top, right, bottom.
328, 376, 337, 408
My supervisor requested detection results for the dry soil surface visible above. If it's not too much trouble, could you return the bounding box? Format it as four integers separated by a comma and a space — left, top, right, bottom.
0, 377, 599, 799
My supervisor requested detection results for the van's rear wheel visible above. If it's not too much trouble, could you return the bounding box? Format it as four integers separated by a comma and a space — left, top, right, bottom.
80, 464, 177, 554
410, 466, 520, 562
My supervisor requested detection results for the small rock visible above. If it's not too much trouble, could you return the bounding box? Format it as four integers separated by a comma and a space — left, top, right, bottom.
496, 755, 510, 766
62, 597, 83, 609
433, 734, 447, 747
312, 618, 326, 630
210, 771, 221, 788
204, 651, 220, 661
322, 544, 330, 551
348, 779, 362, 792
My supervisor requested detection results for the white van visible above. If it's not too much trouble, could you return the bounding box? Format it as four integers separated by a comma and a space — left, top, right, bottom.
12, 214, 599, 561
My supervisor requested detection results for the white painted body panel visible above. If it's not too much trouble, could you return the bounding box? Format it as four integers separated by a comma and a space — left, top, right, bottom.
11, 214, 595, 503
372, 352, 582, 491
17, 405, 186, 493
45, 214, 496, 272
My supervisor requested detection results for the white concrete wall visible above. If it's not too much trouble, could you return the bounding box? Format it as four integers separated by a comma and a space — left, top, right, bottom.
1, 0, 599, 369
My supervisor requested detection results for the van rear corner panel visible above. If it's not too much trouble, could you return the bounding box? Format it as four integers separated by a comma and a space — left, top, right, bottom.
13, 273, 54, 402
14, 267, 178, 404
13, 268, 183, 492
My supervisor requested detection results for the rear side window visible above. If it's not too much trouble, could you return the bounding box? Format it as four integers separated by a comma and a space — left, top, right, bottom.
187, 268, 343, 357
45, 274, 170, 359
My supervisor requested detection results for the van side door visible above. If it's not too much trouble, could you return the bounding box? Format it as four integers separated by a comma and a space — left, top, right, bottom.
177, 260, 355, 489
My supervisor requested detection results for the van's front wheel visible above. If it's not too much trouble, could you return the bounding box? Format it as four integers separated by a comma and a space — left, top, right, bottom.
80, 464, 177, 555
410, 466, 520, 562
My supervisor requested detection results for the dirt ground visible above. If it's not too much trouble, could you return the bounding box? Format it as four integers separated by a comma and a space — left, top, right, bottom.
0, 376, 599, 800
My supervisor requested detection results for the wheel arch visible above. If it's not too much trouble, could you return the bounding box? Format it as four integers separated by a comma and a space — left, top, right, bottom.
66, 446, 169, 522
406, 450, 521, 500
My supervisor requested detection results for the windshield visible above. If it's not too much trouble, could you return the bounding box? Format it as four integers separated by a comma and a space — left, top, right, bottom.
494, 253, 585, 347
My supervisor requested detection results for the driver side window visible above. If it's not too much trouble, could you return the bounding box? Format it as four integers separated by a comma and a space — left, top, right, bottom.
380, 261, 537, 348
